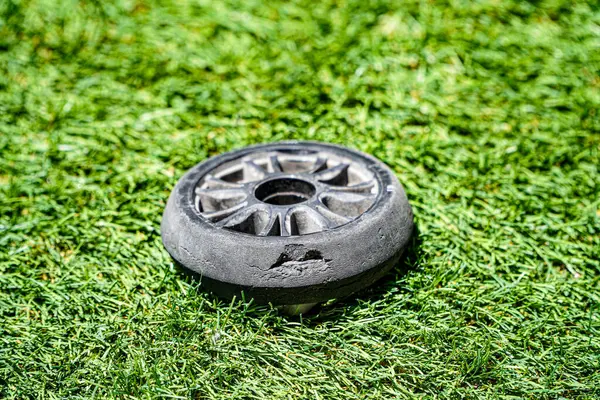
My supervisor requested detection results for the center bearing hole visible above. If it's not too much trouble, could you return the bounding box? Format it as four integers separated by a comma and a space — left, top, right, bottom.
254, 178, 316, 206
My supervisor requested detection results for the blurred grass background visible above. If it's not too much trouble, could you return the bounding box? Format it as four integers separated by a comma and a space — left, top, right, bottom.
1, 0, 599, 398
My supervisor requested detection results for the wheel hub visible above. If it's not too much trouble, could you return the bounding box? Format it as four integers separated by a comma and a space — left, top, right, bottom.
254, 177, 316, 205
193, 149, 381, 236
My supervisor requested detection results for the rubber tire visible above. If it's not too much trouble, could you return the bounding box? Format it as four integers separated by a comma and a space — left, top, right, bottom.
161, 141, 414, 305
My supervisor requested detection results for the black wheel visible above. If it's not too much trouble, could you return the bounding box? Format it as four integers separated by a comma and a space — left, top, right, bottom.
161, 141, 413, 306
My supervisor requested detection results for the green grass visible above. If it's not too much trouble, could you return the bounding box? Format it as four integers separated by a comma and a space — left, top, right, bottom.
1, 0, 599, 398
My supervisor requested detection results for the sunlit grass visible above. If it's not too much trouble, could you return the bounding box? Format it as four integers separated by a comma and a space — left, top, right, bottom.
1, 0, 599, 398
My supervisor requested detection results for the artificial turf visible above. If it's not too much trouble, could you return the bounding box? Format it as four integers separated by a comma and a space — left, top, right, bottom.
1, 0, 599, 398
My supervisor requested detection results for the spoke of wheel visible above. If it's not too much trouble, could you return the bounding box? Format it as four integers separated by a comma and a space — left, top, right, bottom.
202, 174, 244, 189
321, 187, 375, 203
301, 206, 335, 229
315, 202, 352, 225
195, 187, 246, 197
286, 206, 330, 235
319, 191, 376, 218
202, 202, 248, 222
195, 187, 247, 212
256, 211, 281, 236
314, 163, 350, 186
269, 155, 282, 173
215, 204, 265, 229
307, 156, 328, 174
279, 211, 291, 237
325, 179, 376, 194
243, 160, 267, 182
